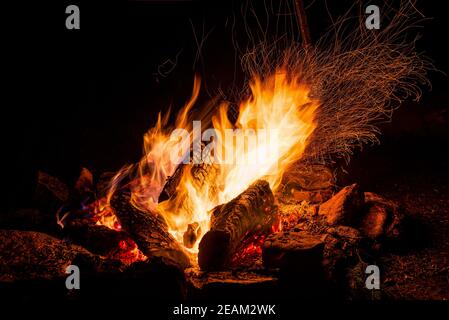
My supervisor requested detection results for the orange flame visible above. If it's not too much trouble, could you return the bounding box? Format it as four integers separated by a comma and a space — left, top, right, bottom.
101, 69, 319, 257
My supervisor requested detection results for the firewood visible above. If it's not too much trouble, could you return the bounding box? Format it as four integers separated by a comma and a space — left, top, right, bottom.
262, 230, 325, 269
65, 224, 131, 256
262, 230, 326, 296
198, 180, 277, 271
158, 144, 220, 203
110, 189, 191, 269
0, 230, 91, 282
0, 230, 186, 303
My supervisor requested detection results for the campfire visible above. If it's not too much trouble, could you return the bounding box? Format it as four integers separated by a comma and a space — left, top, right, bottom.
1, 0, 438, 304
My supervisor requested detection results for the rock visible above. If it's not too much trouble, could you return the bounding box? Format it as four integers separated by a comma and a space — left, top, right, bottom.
360, 203, 388, 239
323, 226, 362, 282
318, 183, 365, 225
280, 164, 335, 204
262, 230, 325, 269
282, 164, 335, 191
360, 192, 403, 241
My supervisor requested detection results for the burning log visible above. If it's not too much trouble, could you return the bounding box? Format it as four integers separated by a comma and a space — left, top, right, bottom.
158, 163, 185, 202
158, 144, 220, 203
318, 183, 365, 226
198, 180, 277, 271
110, 189, 191, 269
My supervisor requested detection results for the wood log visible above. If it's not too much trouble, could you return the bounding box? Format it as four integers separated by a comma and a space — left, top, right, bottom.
0, 230, 92, 282
262, 230, 326, 296
186, 267, 278, 300
262, 230, 325, 269
64, 224, 131, 256
158, 163, 186, 203
110, 189, 191, 269
158, 143, 220, 203
0, 230, 187, 303
198, 180, 277, 271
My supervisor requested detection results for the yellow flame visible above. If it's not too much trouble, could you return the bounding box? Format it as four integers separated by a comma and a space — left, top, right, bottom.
104, 69, 319, 255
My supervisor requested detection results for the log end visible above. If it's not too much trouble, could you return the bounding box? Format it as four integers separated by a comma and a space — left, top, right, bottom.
198, 230, 230, 271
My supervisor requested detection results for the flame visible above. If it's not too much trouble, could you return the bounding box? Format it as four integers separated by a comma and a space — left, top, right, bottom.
101, 68, 319, 257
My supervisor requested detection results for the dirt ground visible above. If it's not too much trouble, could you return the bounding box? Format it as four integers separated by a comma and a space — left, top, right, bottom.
373, 171, 449, 300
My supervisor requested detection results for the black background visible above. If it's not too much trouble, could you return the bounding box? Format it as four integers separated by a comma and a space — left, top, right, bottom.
4, 0, 449, 211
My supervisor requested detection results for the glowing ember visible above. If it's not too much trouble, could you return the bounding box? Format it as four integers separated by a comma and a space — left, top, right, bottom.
108, 239, 147, 265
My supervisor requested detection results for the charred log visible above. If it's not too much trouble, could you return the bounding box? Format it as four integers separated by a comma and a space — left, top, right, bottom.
158, 144, 220, 203
0, 230, 92, 282
198, 180, 277, 271
110, 189, 191, 269
262, 230, 325, 269
64, 224, 131, 256
158, 163, 186, 203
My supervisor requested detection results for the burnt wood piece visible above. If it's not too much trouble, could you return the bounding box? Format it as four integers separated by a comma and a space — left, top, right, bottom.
110, 189, 191, 269
318, 183, 365, 226
158, 163, 186, 203
0, 230, 93, 282
262, 230, 325, 269
262, 230, 326, 297
158, 144, 220, 203
198, 180, 276, 271
0, 230, 187, 303
186, 267, 278, 300
64, 224, 130, 256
